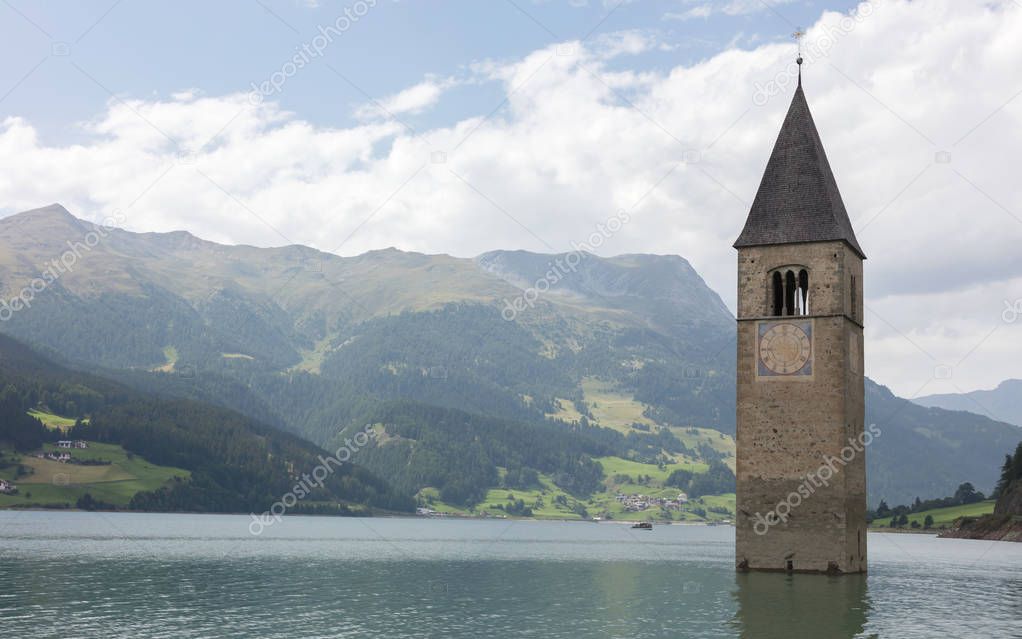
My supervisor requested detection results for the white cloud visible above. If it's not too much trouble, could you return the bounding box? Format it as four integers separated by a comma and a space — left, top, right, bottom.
718, 0, 793, 16
588, 29, 661, 58
665, 0, 796, 21
0, 0, 1020, 396
354, 76, 457, 120
665, 5, 713, 21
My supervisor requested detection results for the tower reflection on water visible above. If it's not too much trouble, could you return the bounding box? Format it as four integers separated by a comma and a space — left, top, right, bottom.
733, 572, 873, 639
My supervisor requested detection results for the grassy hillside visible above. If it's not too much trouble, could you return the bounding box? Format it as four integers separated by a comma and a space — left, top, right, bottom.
582, 377, 659, 432
418, 463, 736, 523
870, 500, 996, 529
339, 399, 738, 513
27, 409, 81, 431
0, 442, 188, 508
595, 455, 707, 481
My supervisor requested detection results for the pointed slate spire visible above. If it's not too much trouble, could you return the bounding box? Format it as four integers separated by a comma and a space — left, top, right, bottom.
734, 83, 865, 259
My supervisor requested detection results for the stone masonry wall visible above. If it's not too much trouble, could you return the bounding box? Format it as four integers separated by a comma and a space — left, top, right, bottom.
735, 241, 866, 573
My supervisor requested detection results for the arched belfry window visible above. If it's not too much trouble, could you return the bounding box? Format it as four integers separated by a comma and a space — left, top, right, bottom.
784, 271, 797, 316
772, 272, 784, 316
798, 269, 809, 314
770, 266, 810, 316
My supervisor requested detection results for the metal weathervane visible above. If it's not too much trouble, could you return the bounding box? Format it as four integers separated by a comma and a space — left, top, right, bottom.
792, 27, 805, 83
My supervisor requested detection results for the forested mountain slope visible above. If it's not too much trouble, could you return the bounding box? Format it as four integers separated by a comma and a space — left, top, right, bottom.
0, 333, 411, 514
1, 204, 1018, 507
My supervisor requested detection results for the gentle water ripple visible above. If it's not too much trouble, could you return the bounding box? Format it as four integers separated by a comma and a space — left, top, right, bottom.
1, 512, 1020, 638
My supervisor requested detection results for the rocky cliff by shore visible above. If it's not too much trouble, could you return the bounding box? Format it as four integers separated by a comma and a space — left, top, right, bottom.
940, 480, 1022, 542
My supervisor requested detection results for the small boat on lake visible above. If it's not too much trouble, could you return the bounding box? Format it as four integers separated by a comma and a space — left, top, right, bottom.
631, 522, 653, 530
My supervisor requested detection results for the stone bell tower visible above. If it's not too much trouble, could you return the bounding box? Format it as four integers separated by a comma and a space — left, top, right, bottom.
733, 70, 867, 574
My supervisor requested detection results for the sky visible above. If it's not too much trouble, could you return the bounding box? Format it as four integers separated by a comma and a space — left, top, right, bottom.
0, 0, 1020, 401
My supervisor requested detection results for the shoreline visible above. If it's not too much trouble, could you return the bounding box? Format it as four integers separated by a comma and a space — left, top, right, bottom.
867, 527, 941, 536
1, 505, 729, 526
0, 506, 951, 530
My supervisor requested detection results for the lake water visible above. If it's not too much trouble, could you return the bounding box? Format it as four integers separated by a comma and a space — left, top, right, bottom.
1, 511, 1020, 638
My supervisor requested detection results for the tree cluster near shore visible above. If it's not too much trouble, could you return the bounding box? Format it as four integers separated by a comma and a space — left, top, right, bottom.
871, 482, 988, 529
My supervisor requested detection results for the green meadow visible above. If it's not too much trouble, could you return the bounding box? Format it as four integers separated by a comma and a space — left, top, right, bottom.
0, 441, 189, 508
417, 458, 735, 523
27, 409, 82, 431
870, 500, 996, 529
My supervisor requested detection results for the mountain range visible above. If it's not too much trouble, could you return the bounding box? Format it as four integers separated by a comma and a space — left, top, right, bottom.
0, 204, 1019, 508
914, 381, 1022, 428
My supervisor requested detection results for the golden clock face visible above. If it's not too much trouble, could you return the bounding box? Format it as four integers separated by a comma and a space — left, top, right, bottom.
758, 321, 812, 376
